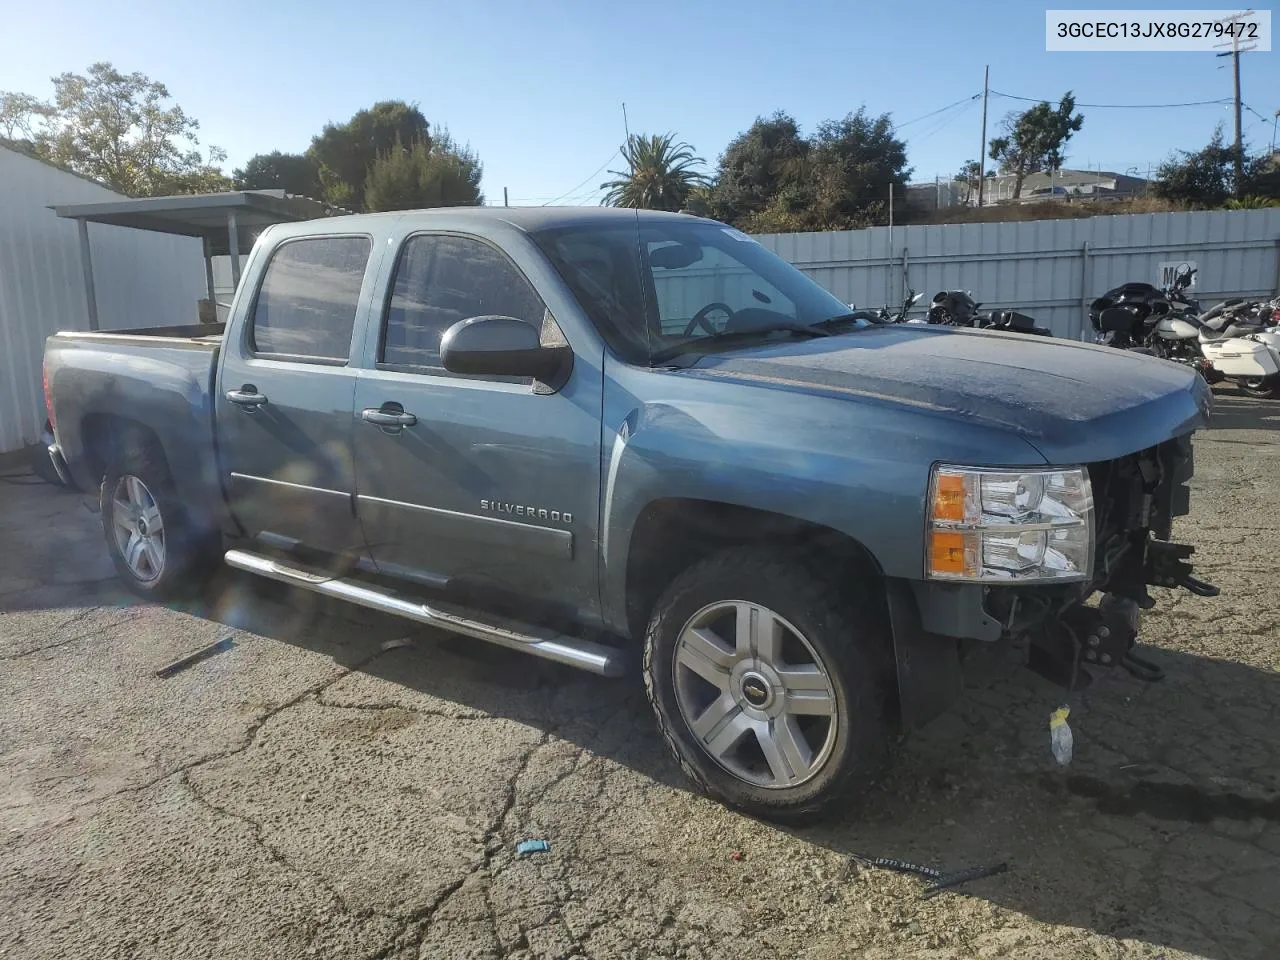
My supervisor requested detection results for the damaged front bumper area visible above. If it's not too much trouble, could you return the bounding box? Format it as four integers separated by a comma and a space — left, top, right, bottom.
894, 434, 1217, 725
1005, 432, 1218, 688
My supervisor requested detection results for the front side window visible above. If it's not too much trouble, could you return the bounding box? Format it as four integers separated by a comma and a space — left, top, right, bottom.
250, 236, 371, 361
381, 234, 548, 369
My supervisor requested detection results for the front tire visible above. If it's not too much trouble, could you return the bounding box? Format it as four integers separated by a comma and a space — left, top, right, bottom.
643, 547, 891, 823
100, 439, 211, 600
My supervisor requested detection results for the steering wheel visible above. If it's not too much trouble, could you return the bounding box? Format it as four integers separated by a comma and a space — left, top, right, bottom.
683, 302, 736, 337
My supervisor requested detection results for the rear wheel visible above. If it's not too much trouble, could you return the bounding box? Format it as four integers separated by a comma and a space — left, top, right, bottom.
643, 547, 891, 823
1237, 375, 1280, 399
100, 437, 214, 599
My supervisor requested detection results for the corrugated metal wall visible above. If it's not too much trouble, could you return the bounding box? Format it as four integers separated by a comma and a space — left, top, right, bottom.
754, 210, 1280, 341
0, 146, 206, 453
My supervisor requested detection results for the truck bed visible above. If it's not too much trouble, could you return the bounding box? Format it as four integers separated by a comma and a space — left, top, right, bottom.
43, 323, 225, 525
53, 322, 225, 347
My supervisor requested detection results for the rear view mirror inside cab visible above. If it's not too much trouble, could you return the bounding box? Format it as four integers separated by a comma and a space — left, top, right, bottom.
649, 242, 703, 270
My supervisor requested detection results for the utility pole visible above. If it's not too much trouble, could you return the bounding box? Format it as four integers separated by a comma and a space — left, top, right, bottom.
976, 65, 990, 207
622, 102, 631, 141
503, 187, 509, 207
1214, 10, 1258, 197
1231, 46, 1243, 190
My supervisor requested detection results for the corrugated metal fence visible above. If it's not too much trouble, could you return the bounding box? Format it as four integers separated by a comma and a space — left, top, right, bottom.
754, 209, 1280, 340
0, 147, 205, 454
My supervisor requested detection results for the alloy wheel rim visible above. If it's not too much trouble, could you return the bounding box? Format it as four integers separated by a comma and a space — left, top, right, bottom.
110, 475, 165, 583
672, 600, 839, 789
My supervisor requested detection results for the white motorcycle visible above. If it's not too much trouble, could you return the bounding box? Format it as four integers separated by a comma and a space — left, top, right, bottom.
1197, 296, 1280, 399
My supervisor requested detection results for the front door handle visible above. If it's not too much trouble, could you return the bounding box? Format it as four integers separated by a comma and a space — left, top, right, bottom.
361, 408, 418, 428
226, 386, 268, 409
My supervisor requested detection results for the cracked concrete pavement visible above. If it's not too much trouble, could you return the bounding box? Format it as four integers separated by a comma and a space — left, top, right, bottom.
2, 391, 1278, 960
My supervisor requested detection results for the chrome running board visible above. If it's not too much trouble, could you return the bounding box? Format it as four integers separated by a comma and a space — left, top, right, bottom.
224, 549, 626, 677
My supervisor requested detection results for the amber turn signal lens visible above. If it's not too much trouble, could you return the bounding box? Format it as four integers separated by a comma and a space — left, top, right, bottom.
929, 530, 969, 576
932, 472, 967, 523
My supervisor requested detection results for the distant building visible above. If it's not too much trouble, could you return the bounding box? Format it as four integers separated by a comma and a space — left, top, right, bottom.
981, 169, 1150, 205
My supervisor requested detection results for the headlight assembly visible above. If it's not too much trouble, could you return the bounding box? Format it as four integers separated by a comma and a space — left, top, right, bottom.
927, 465, 1094, 583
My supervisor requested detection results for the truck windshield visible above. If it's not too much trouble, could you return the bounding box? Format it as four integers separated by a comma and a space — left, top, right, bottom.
530, 219, 855, 365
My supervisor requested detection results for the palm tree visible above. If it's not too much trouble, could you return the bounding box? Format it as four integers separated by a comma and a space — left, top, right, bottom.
600, 133, 709, 211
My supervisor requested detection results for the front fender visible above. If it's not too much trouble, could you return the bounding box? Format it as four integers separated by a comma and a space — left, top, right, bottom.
598, 361, 1045, 632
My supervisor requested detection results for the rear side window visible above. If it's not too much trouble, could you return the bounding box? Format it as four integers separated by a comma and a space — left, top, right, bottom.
381, 234, 547, 369
250, 236, 372, 361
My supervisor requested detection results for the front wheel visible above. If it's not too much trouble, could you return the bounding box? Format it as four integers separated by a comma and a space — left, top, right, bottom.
1236, 375, 1280, 399
643, 547, 891, 823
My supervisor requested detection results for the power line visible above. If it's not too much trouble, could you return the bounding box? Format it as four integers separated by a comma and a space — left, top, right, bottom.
541, 151, 619, 206
909, 98, 979, 145
991, 89, 1232, 109
895, 94, 982, 129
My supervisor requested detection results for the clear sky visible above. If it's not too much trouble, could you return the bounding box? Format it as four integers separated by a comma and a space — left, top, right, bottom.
2, 0, 1276, 204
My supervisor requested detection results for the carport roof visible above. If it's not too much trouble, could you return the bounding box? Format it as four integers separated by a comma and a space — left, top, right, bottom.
52, 190, 346, 256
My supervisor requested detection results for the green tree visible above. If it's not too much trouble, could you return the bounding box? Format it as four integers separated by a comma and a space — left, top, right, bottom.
724, 109, 908, 232
233, 151, 323, 198
363, 132, 483, 212
308, 100, 430, 210
601, 133, 709, 211
953, 160, 995, 204
1151, 127, 1274, 207
805, 108, 911, 226
0, 91, 46, 141
988, 92, 1084, 199
702, 108, 909, 232
705, 112, 809, 224
0, 62, 230, 196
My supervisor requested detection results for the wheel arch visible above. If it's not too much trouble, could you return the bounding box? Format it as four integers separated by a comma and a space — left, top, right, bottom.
621, 498, 885, 644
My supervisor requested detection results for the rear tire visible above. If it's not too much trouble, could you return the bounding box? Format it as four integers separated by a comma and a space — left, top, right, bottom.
100, 436, 214, 600
643, 547, 891, 823
1237, 375, 1280, 399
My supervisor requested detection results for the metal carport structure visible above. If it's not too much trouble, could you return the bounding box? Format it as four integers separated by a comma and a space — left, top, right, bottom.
52, 190, 343, 329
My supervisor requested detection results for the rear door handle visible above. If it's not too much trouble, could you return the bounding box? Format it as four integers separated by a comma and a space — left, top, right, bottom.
361, 408, 418, 428
226, 387, 268, 409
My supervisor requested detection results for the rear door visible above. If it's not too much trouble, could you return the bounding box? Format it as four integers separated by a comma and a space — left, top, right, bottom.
351, 229, 602, 616
215, 233, 379, 559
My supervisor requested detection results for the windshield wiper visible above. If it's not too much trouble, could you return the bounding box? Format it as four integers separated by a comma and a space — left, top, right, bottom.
812, 311, 888, 330
649, 323, 830, 364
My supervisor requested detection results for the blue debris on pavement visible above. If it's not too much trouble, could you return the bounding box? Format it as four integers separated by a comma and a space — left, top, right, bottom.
515, 839, 551, 857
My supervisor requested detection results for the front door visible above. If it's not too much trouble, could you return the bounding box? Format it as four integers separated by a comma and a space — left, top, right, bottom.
352, 231, 601, 617
216, 234, 377, 560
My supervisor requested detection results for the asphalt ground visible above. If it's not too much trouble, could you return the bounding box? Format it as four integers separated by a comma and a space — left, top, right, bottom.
2, 390, 1277, 960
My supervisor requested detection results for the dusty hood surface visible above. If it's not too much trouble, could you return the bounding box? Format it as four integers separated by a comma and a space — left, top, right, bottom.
685, 324, 1212, 464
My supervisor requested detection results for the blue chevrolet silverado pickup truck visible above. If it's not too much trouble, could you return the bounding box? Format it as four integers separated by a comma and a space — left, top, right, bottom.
43, 207, 1215, 821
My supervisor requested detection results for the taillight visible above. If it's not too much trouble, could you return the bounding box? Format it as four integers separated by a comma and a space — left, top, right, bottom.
43, 360, 55, 433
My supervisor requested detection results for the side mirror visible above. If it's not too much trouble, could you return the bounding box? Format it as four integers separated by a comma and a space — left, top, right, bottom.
439, 316, 572, 391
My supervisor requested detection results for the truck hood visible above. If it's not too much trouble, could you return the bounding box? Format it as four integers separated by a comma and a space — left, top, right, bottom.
685, 325, 1212, 464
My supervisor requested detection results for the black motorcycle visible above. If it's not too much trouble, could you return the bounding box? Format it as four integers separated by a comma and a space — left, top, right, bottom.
849, 290, 924, 324
927, 290, 1053, 336
1089, 266, 1220, 380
